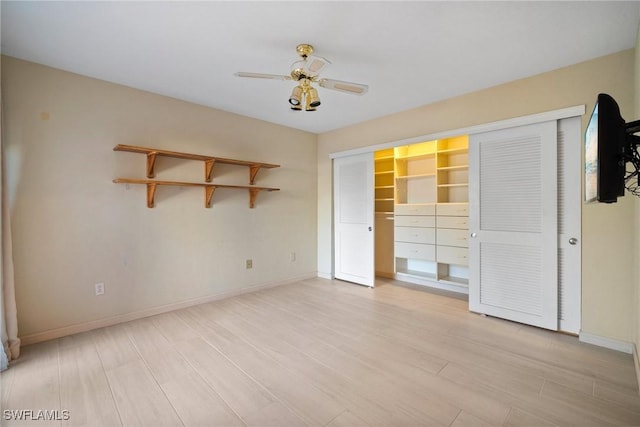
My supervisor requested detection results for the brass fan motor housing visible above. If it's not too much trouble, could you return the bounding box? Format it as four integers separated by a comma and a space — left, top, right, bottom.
291, 44, 316, 81
296, 43, 314, 58
290, 69, 317, 81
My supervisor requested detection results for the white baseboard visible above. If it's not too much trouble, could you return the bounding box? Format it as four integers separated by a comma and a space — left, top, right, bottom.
317, 272, 333, 280
579, 331, 633, 354
20, 273, 316, 346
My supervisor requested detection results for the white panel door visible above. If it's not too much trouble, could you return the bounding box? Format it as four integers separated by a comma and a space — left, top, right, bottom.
469, 121, 558, 330
334, 153, 375, 287
557, 117, 582, 333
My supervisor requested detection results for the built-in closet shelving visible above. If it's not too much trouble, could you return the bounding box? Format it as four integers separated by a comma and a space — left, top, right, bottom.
374, 148, 396, 277
374, 149, 395, 215
113, 144, 280, 208
392, 135, 469, 292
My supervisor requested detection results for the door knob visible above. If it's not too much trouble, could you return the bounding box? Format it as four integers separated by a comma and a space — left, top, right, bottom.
368, 226, 372, 231
569, 237, 578, 245
470, 232, 477, 238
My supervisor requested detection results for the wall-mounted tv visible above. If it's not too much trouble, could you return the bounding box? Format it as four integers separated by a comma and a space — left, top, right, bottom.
584, 93, 627, 203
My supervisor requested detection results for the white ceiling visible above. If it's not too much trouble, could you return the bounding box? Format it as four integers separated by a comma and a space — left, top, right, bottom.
2, 1, 639, 134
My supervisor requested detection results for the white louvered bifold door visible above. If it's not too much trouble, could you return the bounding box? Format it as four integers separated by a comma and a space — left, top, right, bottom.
469, 121, 558, 330
334, 153, 375, 287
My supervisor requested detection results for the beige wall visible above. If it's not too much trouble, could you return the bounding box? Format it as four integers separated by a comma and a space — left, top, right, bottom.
4, 49, 638, 346
318, 49, 636, 343
2, 56, 318, 338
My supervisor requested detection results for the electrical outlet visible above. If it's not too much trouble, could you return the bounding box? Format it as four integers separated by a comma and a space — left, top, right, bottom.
246, 259, 253, 269
95, 282, 105, 296
290, 252, 296, 262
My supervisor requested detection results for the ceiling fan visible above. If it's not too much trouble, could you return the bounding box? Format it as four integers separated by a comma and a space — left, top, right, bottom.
235, 44, 368, 111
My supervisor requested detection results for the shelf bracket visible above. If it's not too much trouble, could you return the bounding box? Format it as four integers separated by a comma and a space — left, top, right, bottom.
249, 165, 260, 185
204, 159, 215, 182
249, 188, 260, 208
205, 186, 216, 208
146, 183, 157, 208
146, 152, 158, 178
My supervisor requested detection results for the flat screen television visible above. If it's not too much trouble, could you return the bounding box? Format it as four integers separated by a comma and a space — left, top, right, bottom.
584, 93, 627, 203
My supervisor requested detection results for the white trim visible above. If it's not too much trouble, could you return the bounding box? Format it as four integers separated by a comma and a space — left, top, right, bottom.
19, 273, 316, 346
318, 271, 333, 280
633, 343, 640, 396
330, 105, 585, 159
579, 331, 633, 354
634, 343, 640, 393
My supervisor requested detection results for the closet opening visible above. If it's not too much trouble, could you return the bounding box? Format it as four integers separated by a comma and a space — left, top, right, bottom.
374, 135, 470, 294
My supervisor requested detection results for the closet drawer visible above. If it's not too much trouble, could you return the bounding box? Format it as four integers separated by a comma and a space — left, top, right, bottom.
436, 203, 468, 216
395, 215, 435, 228
436, 229, 468, 248
395, 227, 435, 244
437, 246, 469, 266
436, 216, 469, 230
395, 242, 436, 261
395, 203, 435, 216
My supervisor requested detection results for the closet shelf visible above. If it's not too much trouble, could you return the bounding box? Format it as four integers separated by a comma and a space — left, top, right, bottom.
396, 173, 436, 180
395, 152, 436, 161
114, 144, 280, 184
113, 178, 279, 209
437, 165, 469, 171
438, 147, 468, 155
375, 154, 395, 161
437, 183, 469, 188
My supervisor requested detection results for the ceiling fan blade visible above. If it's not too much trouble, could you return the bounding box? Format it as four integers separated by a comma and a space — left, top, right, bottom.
304, 56, 330, 75
234, 72, 291, 80
319, 78, 368, 95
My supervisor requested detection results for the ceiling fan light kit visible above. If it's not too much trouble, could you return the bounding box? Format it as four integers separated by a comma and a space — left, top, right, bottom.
235, 43, 368, 112
307, 87, 321, 108
289, 79, 320, 111
289, 85, 303, 106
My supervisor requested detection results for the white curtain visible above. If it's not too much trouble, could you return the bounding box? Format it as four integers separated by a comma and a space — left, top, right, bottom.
1, 84, 20, 371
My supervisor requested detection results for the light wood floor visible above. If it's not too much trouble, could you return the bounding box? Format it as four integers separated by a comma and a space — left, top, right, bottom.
2, 277, 640, 427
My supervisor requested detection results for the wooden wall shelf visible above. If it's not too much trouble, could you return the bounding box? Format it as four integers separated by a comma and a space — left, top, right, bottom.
114, 144, 280, 184
113, 178, 279, 208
